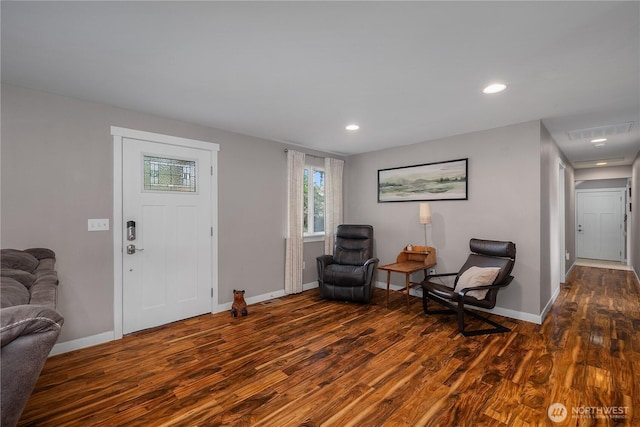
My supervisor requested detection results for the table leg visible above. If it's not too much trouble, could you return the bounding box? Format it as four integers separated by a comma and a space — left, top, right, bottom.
386, 270, 391, 308
405, 273, 411, 309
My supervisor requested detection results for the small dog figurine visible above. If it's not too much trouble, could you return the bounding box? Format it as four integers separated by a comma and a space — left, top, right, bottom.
231, 289, 248, 317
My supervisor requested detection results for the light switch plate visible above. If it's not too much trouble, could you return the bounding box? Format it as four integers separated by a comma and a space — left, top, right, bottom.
88, 218, 110, 231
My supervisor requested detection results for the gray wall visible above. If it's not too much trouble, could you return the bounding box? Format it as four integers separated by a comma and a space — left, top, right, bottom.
303, 241, 324, 284
575, 178, 629, 190
344, 121, 543, 317
575, 165, 632, 181
0, 84, 336, 343
540, 122, 576, 313
565, 164, 576, 274
633, 153, 640, 276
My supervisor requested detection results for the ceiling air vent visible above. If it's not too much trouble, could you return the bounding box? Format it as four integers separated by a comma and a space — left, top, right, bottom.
567, 122, 633, 141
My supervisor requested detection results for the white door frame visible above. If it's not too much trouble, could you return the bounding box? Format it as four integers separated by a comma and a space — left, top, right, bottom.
112, 126, 219, 339
575, 187, 626, 263
557, 160, 566, 283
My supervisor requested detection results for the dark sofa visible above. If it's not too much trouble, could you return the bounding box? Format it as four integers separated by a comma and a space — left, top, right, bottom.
1, 248, 63, 427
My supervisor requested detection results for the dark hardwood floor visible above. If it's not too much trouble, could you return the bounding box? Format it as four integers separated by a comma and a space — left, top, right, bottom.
19, 266, 639, 426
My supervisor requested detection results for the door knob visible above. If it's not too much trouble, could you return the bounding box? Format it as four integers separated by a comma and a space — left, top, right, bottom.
126, 244, 144, 255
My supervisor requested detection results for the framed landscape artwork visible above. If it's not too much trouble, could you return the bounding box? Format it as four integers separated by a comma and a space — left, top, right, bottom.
378, 158, 468, 202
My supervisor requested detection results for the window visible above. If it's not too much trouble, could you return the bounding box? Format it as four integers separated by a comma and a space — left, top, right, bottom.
303, 166, 325, 236
143, 155, 196, 192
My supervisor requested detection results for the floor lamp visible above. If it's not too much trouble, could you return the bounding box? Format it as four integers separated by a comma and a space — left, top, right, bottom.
419, 202, 431, 247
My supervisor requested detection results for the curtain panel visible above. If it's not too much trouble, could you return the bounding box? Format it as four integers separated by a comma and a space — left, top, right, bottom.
324, 157, 344, 255
285, 150, 305, 294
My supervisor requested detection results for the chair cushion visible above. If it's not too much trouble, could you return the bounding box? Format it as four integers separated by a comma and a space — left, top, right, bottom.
334, 246, 371, 266
469, 239, 516, 258
332, 224, 373, 266
424, 281, 457, 300
323, 264, 366, 287
454, 266, 500, 300
457, 254, 513, 289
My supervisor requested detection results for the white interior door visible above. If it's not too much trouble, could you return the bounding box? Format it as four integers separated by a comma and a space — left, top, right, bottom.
576, 189, 625, 262
122, 137, 213, 334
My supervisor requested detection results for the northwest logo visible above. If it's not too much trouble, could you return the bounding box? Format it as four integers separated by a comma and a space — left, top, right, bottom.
548, 403, 568, 423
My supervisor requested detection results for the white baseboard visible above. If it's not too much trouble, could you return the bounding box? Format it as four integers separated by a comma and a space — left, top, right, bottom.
216, 283, 317, 311
378, 280, 544, 325
217, 288, 287, 311
303, 281, 319, 292
539, 284, 562, 324
565, 261, 576, 278
51, 331, 115, 356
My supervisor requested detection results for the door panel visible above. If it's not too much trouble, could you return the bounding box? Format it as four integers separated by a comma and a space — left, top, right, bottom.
576, 190, 624, 262
123, 138, 212, 334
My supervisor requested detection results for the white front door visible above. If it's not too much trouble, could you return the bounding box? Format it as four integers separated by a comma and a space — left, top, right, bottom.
122, 137, 213, 334
576, 189, 625, 262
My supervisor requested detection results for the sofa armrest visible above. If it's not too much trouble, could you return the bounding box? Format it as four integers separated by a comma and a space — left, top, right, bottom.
1, 305, 63, 427
1, 305, 63, 348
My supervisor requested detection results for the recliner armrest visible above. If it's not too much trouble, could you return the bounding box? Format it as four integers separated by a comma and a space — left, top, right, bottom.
316, 254, 335, 266
316, 255, 335, 282
363, 257, 379, 269
363, 257, 379, 284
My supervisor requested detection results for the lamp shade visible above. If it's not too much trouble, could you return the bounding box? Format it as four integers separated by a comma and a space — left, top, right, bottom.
419, 203, 431, 224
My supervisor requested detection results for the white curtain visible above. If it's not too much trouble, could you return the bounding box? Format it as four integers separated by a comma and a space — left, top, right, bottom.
285, 150, 305, 294
324, 157, 344, 255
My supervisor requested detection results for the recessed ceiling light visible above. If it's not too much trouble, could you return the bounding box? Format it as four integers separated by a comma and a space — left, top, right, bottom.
482, 83, 507, 94
596, 162, 608, 166
345, 124, 360, 131
591, 138, 607, 143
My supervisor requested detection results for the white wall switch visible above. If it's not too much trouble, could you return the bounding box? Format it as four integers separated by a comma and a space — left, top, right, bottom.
88, 218, 110, 231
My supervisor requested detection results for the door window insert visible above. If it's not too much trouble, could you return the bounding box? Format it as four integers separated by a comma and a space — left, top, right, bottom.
143, 155, 196, 192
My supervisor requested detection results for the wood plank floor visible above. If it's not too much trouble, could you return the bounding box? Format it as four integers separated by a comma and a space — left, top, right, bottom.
19, 266, 639, 426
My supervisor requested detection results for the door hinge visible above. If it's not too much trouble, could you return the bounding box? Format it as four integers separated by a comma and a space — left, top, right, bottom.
211, 166, 213, 175
211, 288, 214, 297
211, 227, 213, 236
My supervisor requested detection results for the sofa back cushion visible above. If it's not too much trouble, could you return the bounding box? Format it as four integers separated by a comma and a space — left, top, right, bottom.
1, 269, 36, 289
1, 250, 39, 273
0, 277, 30, 308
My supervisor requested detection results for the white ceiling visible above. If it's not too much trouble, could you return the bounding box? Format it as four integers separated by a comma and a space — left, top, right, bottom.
2, 1, 639, 168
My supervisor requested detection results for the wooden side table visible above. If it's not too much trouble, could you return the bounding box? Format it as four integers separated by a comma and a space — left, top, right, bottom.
378, 246, 436, 309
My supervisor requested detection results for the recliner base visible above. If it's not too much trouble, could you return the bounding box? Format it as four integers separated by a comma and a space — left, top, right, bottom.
423, 291, 510, 336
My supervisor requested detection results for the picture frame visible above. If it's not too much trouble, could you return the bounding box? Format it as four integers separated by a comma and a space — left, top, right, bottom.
378, 158, 468, 202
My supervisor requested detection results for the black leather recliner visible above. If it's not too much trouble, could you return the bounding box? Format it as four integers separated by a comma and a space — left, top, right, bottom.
421, 238, 516, 336
316, 224, 379, 303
